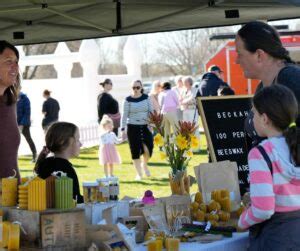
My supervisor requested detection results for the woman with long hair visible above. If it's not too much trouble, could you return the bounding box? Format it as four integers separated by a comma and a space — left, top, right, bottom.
0, 40, 21, 180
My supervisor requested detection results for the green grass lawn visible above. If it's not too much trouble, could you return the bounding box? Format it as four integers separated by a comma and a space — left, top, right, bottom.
18, 134, 208, 199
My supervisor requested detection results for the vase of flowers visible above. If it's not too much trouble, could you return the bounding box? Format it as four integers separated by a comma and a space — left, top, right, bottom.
149, 111, 200, 195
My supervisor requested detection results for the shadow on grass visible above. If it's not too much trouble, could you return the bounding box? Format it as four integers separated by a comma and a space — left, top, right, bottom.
148, 177, 169, 182
121, 180, 168, 186
19, 169, 34, 173
73, 164, 88, 168
148, 162, 169, 167
193, 149, 207, 155
77, 156, 98, 160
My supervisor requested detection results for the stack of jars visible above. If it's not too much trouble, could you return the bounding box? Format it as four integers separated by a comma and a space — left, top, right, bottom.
83, 177, 119, 203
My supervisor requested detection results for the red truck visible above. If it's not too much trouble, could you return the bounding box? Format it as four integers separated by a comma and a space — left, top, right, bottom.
206, 35, 300, 95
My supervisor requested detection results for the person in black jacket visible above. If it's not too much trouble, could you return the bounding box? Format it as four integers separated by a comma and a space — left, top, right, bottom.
42, 89, 60, 132
34, 122, 84, 203
97, 78, 120, 136
17, 92, 37, 162
198, 65, 228, 97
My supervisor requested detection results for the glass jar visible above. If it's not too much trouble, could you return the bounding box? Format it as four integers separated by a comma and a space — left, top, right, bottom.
109, 177, 119, 201
82, 182, 98, 203
97, 178, 110, 202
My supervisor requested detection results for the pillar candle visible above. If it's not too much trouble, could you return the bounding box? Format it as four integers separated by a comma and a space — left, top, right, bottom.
155, 239, 163, 251
2, 177, 18, 207
0, 222, 11, 248
55, 176, 73, 209
28, 177, 46, 211
147, 241, 157, 251
46, 176, 56, 208
166, 238, 179, 251
7, 223, 20, 250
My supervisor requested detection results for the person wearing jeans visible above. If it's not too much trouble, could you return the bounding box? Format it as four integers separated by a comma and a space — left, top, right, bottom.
17, 92, 37, 162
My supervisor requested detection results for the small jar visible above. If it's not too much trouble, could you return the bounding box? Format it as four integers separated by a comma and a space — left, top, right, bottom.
97, 178, 110, 202
82, 182, 98, 203
109, 177, 119, 201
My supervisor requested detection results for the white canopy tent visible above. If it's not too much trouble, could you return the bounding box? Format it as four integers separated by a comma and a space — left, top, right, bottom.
1, 0, 300, 45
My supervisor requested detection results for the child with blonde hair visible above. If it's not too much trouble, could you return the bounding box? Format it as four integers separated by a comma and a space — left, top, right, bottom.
99, 115, 121, 177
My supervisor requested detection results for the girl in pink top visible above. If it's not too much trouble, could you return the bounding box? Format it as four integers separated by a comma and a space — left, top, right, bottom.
239, 85, 300, 250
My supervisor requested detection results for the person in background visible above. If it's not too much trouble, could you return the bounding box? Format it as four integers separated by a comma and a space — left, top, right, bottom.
17, 91, 37, 162
98, 115, 121, 178
217, 85, 235, 96
34, 122, 84, 203
238, 85, 300, 250
0, 40, 21, 180
42, 89, 60, 133
121, 80, 153, 181
198, 65, 228, 97
172, 75, 184, 121
149, 80, 161, 114
97, 78, 120, 136
158, 82, 179, 137
181, 76, 198, 123
236, 21, 300, 149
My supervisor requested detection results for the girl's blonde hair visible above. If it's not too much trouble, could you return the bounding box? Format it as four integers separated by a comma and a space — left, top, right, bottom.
99, 115, 113, 133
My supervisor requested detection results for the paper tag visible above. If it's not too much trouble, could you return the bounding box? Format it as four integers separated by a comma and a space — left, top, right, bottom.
205, 221, 211, 232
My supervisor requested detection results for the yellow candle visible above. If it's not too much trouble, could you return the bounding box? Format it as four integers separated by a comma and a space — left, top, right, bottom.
147, 241, 157, 251
28, 177, 46, 211
166, 238, 179, 251
221, 189, 230, 199
7, 223, 20, 250
155, 239, 163, 251
220, 197, 231, 212
18, 184, 28, 209
2, 177, 18, 207
0, 222, 11, 248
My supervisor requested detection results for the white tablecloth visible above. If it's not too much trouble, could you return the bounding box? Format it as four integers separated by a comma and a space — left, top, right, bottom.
134, 232, 249, 251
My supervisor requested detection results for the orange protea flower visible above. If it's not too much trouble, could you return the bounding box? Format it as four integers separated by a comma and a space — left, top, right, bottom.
149, 111, 164, 135
177, 121, 197, 137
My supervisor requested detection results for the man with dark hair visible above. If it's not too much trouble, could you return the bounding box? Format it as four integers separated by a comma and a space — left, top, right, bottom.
42, 89, 60, 132
17, 92, 37, 162
198, 65, 229, 96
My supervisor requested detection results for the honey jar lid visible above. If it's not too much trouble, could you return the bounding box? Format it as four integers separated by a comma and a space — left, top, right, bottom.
82, 182, 98, 187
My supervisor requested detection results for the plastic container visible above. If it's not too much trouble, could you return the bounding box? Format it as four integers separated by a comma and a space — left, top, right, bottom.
96, 179, 110, 202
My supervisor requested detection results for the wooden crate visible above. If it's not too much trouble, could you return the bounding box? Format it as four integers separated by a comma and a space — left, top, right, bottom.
4, 207, 86, 250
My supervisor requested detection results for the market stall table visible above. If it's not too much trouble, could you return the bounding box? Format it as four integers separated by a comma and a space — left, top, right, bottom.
134, 232, 249, 251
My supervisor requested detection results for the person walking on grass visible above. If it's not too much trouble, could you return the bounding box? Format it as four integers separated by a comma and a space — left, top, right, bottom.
17, 91, 37, 162
121, 80, 153, 181
42, 89, 60, 133
98, 115, 121, 178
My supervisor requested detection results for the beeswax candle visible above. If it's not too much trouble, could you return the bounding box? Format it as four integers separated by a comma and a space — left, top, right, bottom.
220, 197, 231, 212
7, 223, 20, 250
166, 238, 179, 251
55, 176, 73, 209
147, 241, 157, 251
0, 222, 10, 248
46, 176, 56, 208
18, 184, 28, 209
28, 177, 46, 211
2, 177, 18, 207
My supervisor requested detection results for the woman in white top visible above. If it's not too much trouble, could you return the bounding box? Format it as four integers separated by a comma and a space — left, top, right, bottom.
180, 76, 198, 123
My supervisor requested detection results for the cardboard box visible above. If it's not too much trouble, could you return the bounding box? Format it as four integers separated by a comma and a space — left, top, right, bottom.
4, 207, 86, 249
121, 216, 147, 243
78, 201, 129, 225
194, 161, 241, 211
86, 224, 135, 251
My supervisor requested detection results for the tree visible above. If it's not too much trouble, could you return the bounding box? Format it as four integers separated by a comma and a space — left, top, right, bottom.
155, 27, 233, 76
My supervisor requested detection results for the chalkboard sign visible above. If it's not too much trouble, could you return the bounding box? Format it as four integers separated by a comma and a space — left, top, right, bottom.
197, 95, 253, 195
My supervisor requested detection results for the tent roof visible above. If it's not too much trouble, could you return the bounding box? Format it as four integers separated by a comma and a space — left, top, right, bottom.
2, 0, 300, 45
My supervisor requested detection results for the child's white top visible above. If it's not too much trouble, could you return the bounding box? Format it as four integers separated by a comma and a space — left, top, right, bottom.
99, 132, 118, 145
